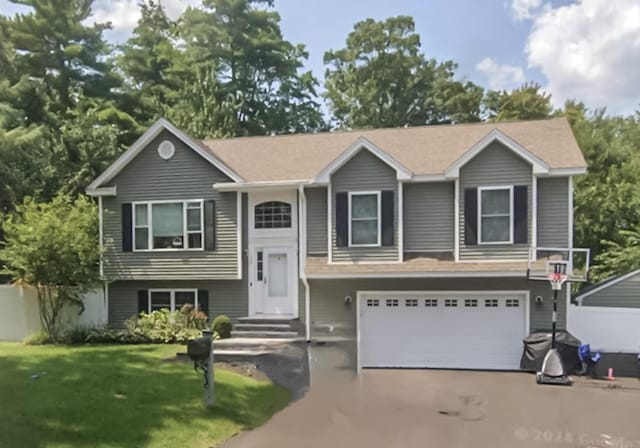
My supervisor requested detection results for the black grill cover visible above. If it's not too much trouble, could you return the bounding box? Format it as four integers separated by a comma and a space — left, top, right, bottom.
520, 331, 582, 373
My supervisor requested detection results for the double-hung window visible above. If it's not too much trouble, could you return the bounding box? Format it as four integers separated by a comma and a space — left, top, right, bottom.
133, 200, 203, 250
349, 192, 381, 246
478, 187, 513, 244
148, 289, 198, 313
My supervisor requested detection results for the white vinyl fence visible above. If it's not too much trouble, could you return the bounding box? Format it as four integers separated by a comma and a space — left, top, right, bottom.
0, 285, 107, 341
567, 304, 640, 353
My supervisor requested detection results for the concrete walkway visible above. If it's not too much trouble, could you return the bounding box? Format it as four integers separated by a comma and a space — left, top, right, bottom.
222, 369, 640, 448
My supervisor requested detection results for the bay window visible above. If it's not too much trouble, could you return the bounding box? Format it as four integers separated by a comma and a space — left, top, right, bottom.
133, 200, 203, 250
349, 191, 381, 246
478, 187, 513, 244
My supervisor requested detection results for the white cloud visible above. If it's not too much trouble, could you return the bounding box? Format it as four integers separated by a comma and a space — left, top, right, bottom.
90, 0, 198, 41
475, 57, 526, 90
511, 0, 543, 21
526, 0, 640, 114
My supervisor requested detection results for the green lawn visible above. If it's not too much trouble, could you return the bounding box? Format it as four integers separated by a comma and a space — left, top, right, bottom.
0, 343, 291, 448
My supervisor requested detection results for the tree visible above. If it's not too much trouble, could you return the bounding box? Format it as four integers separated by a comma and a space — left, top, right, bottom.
591, 226, 640, 282
117, 1, 183, 125
0, 194, 101, 340
484, 82, 554, 121
5, 0, 120, 114
178, 0, 324, 136
323, 16, 483, 128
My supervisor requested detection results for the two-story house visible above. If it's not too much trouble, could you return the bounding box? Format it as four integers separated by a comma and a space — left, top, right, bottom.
87, 117, 588, 371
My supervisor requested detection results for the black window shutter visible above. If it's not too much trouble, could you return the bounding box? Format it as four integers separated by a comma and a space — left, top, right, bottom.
514, 185, 528, 244
122, 203, 133, 252
137, 290, 148, 315
381, 190, 395, 246
335, 192, 348, 247
464, 188, 478, 245
197, 290, 209, 317
204, 200, 216, 251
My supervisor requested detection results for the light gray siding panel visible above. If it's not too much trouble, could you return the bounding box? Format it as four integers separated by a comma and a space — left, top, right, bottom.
404, 182, 454, 252
108, 279, 247, 328
306, 187, 327, 254
103, 130, 239, 280
581, 272, 640, 307
459, 142, 533, 260
309, 278, 566, 337
331, 150, 398, 262
537, 177, 569, 248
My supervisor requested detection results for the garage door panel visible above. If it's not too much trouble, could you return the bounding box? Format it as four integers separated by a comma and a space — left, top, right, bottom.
359, 293, 527, 370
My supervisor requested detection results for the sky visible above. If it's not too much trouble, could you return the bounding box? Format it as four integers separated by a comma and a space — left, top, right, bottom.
1, 0, 640, 115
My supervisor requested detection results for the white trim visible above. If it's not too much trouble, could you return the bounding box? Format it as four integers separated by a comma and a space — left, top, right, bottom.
98, 196, 104, 278
542, 167, 587, 177
132, 199, 205, 252
86, 186, 117, 197
215, 179, 312, 191
348, 191, 382, 247
237, 192, 242, 280
477, 186, 514, 245
86, 118, 243, 193
298, 186, 311, 341
575, 269, 640, 304
147, 288, 199, 313
454, 178, 460, 262
567, 175, 573, 310
410, 174, 449, 182
327, 183, 332, 263
308, 271, 527, 279
398, 181, 404, 262
444, 129, 550, 177
532, 175, 537, 256
356, 289, 531, 374
315, 137, 412, 183
327, 260, 403, 265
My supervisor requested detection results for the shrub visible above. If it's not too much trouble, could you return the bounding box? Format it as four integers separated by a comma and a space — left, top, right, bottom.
64, 325, 95, 344
85, 328, 147, 344
23, 330, 50, 345
125, 308, 208, 344
212, 315, 232, 339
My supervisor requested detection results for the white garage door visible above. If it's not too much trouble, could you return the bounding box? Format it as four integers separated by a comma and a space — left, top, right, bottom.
359, 292, 528, 370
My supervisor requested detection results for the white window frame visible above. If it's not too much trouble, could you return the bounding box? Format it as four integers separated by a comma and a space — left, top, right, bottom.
132, 199, 205, 252
147, 289, 198, 313
477, 186, 513, 245
348, 191, 381, 247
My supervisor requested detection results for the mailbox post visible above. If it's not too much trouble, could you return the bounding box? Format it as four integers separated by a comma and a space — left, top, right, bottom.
202, 329, 214, 408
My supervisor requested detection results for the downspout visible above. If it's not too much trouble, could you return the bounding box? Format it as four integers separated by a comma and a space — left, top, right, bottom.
298, 185, 311, 342
98, 196, 108, 323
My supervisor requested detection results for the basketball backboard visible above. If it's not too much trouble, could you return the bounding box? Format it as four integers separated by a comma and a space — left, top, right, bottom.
527, 247, 590, 283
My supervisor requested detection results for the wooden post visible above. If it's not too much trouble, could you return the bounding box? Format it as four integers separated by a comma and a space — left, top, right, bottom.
202, 329, 215, 408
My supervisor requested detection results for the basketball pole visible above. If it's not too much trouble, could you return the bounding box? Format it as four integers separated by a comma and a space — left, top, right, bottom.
550, 267, 559, 350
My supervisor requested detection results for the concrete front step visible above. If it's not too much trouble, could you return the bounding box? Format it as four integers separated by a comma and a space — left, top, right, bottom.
235, 323, 294, 332
231, 330, 300, 339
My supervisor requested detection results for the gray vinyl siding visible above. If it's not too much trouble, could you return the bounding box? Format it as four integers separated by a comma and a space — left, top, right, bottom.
306, 187, 327, 254
459, 141, 533, 260
331, 150, 398, 262
404, 182, 454, 252
581, 272, 640, 308
108, 280, 247, 328
537, 177, 569, 248
102, 130, 239, 280
309, 278, 566, 337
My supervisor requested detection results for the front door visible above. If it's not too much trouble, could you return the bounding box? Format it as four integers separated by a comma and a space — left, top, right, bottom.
253, 247, 295, 316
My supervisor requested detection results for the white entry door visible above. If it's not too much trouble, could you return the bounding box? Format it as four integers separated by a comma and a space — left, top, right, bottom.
253, 247, 295, 316
359, 292, 528, 370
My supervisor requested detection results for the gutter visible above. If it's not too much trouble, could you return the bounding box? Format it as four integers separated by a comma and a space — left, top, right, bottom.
298, 185, 311, 342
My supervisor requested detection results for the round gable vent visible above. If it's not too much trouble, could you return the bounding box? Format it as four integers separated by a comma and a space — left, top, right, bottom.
157, 140, 175, 160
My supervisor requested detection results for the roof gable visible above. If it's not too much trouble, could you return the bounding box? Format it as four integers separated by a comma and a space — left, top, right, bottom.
575, 269, 640, 304
314, 136, 412, 183
86, 119, 243, 196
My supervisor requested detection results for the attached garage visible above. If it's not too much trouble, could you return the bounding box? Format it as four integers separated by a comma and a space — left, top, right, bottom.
358, 291, 529, 370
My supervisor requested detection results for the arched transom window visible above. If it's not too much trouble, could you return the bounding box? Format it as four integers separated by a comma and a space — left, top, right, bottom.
254, 201, 292, 229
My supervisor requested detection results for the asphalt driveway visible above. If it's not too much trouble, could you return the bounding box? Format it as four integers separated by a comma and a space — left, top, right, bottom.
222, 369, 640, 448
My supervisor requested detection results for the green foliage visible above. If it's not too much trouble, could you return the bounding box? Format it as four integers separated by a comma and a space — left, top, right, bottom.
591, 227, 640, 282
125, 307, 210, 344
85, 328, 147, 344
0, 194, 101, 340
324, 16, 483, 128
23, 330, 50, 345
485, 82, 554, 121
212, 314, 233, 339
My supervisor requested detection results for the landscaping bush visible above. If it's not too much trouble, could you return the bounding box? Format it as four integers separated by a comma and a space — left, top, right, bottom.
23, 330, 50, 345
212, 315, 232, 339
85, 328, 147, 344
64, 325, 96, 344
125, 306, 210, 344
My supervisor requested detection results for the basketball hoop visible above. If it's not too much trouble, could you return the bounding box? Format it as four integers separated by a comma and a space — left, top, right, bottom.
548, 272, 568, 291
